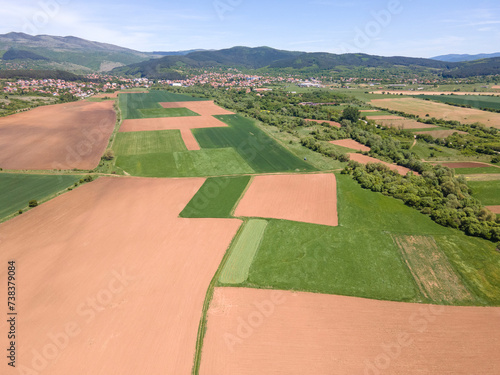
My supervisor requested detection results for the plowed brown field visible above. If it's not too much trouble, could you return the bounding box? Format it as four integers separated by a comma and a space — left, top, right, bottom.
234, 173, 338, 226
0, 177, 241, 375
119, 116, 228, 132
160, 100, 234, 116
304, 119, 341, 128
330, 139, 370, 152
348, 153, 414, 176
0, 100, 116, 170
200, 287, 500, 375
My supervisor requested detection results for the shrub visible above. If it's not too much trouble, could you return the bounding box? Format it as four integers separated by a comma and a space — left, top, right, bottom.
28, 200, 38, 207
18, 210, 22, 214
103, 149, 115, 161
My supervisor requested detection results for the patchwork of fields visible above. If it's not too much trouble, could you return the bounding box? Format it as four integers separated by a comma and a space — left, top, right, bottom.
2, 90, 499, 375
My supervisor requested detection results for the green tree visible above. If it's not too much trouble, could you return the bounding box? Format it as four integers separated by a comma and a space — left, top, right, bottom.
342, 106, 360, 123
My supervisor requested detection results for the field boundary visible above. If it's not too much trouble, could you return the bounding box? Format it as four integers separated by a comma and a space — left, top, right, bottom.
191, 219, 246, 375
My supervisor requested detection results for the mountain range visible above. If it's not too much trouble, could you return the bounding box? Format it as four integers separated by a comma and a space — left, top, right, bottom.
0, 32, 499, 79
432, 52, 500, 62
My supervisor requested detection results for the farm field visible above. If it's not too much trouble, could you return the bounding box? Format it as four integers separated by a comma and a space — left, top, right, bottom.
241, 174, 500, 305
0, 177, 242, 374
416, 94, 500, 111
0, 173, 81, 220
180, 128, 201, 150
371, 98, 500, 128
218, 219, 268, 284
376, 117, 438, 130
195, 115, 316, 173
415, 129, 468, 138
371, 90, 500, 96
113, 130, 187, 155
348, 153, 413, 176
137, 107, 200, 118
0, 100, 116, 170
116, 148, 255, 177
160, 100, 234, 116
200, 287, 500, 375
234, 173, 338, 226
329, 139, 370, 152
119, 116, 229, 132
180, 176, 251, 218
454, 167, 500, 175
119, 91, 206, 119
468, 180, 500, 205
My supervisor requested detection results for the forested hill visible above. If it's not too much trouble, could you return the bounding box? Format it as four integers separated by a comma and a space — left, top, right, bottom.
112, 46, 500, 78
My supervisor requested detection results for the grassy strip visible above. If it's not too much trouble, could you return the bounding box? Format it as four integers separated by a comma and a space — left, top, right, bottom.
454, 167, 500, 175
0, 173, 83, 222
468, 180, 500, 205
180, 176, 251, 218
219, 219, 268, 284
191, 220, 246, 375
137, 107, 200, 118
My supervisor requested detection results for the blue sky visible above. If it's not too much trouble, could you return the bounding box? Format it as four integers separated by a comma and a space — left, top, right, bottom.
1, 0, 499, 57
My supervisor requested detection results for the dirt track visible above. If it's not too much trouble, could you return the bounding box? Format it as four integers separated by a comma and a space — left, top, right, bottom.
0, 101, 116, 170
234, 173, 338, 226
200, 287, 500, 375
0, 177, 241, 374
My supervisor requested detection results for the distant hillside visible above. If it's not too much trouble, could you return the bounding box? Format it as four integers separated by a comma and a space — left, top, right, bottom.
0, 69, 86, 81
2, 48, 48, 61
443, 57, 500, 78
111, 46, 462, 78
148, 49, 209, 56
432, 52, 500, 62
0, 32, 152, 73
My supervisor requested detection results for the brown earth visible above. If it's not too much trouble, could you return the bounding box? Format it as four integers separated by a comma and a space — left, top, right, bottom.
371, 98, 500, 128
0, 100, 116, 170
369, 115, 406, 120
180, 128, 201, 150
119, 116, 229, 132
200, 287, 500, 375
0, 177, 242, 375
348, 153, 414, 176
330, 139, 371, 152
160, 100, 234, 116
304, 119, 341, 128
376, 118, 438, 130
234, 173, 338, 226
486, 206, 500, 214
415, 129, 468, 138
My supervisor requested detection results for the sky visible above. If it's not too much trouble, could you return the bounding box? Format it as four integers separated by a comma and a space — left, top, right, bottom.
1, 0, 499, 57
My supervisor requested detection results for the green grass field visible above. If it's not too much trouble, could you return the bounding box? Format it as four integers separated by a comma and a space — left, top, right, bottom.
239, 173, 500, 305
180, 176, 251, 218
113, 130, 187, 155
468, 180, 500, 205
194, 114, 316, 173
116, 148, 255, 177
119, 91, 206, 119
0, 174, 81, 220
416, 95, 500, 111
454, 167, 500, 175
137, 107, 200, 118
219, 219, 268, 284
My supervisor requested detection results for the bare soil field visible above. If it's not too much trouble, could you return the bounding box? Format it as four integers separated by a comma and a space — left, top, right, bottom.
371, 90, 500, 96
304, 119, 341, 128
180, 128, 201, 150
200, 287, 500, 375
330, 139, 370, 152
119, 116, 229, 132
0, 177, 242, 375
371, 98, 500, 128
0, 100, 116, 170
348, 153, 413, 176
415, 129, 469, 138
486, 205, 500, 214
392, 235, 472, 303
376, 118, 438, 130
234, 173, 338, 226
440, 162, 493, 168
160, 100, 234, 116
